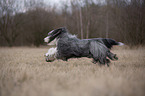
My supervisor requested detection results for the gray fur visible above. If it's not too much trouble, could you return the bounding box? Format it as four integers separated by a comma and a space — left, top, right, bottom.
44, 27, 120, 66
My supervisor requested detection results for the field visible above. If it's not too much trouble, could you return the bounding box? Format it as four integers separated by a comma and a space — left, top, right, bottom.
0, 46, 145, 96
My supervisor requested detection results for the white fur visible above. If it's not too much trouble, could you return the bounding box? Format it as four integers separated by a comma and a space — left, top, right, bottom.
44, 36, 50, 43
44, 36, 58, 45
69, 34, 77, 38
45, 47, 57, 57
118, 42, 124, 46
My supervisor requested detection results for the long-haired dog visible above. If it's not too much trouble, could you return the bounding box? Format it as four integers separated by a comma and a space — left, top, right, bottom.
44, 27, 124, 66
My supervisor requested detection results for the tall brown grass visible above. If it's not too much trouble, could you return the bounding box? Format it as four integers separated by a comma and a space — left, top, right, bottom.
0, 46, 145, 96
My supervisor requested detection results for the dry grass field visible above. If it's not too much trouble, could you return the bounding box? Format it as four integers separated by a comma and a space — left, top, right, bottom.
0, 46, 145, 96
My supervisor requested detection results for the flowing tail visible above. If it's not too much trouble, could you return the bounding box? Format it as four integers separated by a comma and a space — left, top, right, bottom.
92, 38, 124, 49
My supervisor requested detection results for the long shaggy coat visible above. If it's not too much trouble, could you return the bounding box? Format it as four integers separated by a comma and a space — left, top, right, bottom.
44, 27, 124, 66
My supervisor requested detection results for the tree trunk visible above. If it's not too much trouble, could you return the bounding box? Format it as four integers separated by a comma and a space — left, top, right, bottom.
106, 11, 109, 38
79, 7, 83, 39
86, 20, 90, 39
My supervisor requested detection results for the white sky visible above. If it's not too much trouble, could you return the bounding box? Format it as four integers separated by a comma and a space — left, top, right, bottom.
15, 0, 106, 13
43, 0, 105, 10
43, 0, 72, 12
44, 0, 69, 7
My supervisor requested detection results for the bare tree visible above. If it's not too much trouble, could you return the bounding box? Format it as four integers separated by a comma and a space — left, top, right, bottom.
0, 0, 21, 46
112, 0, 145, 45
85, 0, 91, 39
79, 6, 84, 39
71, 0, 84, 39
0, 0, 144, 46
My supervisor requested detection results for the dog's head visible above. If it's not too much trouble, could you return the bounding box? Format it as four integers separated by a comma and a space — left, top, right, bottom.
44, 27, 66, 45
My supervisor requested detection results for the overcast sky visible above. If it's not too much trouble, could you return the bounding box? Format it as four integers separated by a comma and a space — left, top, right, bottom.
43, 0, 105, 10
44, 0, 70, 7
43, 0, 72, 12
15, 0, 106, 13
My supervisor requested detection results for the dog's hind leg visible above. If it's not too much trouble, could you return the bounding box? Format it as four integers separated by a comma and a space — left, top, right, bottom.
98, 57, 106, 65
92, 58, 99, 64
89, 41, 109, 65
99, 57, 110, 66
106, 59, 110, 67
106, 59, 110, 63
107, 51, 118, 60
92, 56, 110, 66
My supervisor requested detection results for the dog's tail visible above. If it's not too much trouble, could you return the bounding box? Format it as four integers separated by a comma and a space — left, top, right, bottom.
92, 38, 124, 49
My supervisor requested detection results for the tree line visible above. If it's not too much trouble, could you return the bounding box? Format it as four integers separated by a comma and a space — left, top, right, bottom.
0, 0, 145, 47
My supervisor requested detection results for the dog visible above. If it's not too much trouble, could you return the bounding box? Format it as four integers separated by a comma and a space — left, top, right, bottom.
44, 27, 124, 66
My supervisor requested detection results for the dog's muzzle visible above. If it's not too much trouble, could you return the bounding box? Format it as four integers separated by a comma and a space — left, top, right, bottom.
44, 36, 50, 43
